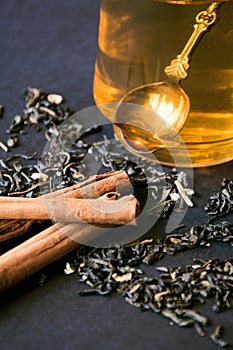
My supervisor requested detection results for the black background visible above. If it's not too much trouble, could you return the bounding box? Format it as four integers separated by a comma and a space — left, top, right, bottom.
0, 1, 232, 349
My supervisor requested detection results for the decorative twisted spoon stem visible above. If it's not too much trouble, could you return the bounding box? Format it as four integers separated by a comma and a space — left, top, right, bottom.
164, 2, 220, 82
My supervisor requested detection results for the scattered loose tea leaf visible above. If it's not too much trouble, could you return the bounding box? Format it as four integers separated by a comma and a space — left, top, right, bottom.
205, 178, 233, 217
47, 93, 63, 105
194, 321, 206, 337
210, 325, 229, 348
162, 309, 195, 327
64, 262, 76, 275
38, 273, 47, 287
0, 140, 9, 153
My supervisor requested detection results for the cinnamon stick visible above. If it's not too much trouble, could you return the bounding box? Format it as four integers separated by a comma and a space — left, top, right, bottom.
0, 222, 108, 293
0, 195, 139, 225
29, 170, 131, 200
0, 219, 34, 242
0, 170, 132, 241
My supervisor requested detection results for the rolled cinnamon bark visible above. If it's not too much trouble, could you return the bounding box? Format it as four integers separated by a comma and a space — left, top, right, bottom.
0, 222, 108, 294
0, 195, 139, 225
0, 219, 34, 242
41, 170, 131, 199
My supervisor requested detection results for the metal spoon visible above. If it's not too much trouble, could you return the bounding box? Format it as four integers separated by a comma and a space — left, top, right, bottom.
114, 2, 221, 154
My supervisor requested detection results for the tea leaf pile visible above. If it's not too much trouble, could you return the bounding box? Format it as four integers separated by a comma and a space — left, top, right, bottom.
74, 221, 233, 348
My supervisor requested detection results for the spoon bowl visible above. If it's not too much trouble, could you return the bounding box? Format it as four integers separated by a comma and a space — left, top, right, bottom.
115, 81, 190, 153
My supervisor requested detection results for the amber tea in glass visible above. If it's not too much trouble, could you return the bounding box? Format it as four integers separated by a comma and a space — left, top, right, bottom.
93, 0, 233, 167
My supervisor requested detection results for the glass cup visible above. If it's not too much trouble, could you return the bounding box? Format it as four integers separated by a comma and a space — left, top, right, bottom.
93, 0, 233, 167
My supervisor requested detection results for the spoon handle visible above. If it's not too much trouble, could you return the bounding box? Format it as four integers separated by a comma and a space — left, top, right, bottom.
164, 2, 222, 82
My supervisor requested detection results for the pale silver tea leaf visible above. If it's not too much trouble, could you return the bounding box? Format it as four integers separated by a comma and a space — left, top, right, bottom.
64, 262, 76, 275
